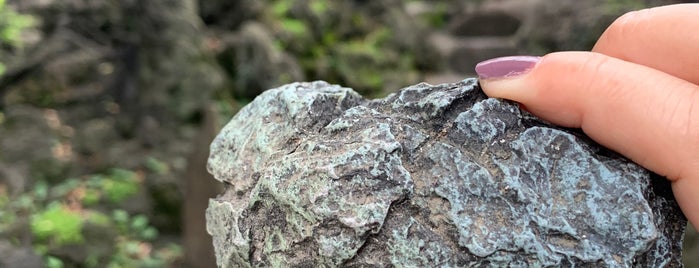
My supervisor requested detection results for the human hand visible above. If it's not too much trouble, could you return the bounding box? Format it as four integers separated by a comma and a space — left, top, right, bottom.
475, 4, 699, 227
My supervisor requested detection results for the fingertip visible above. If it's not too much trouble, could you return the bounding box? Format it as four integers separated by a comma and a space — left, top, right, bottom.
475, 56, 543, 103
477, 52, 588, 128
478, 76, 530, 100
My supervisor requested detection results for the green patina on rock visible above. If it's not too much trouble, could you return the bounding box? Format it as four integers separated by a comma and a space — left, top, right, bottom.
206, 79, 685, 267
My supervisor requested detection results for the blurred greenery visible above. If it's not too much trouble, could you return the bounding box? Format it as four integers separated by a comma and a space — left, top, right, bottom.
605, 0, 647, 14
31, 203, 85, 245
259, 0, 426, 96
0, 0, 33, 45
0, 0, 34, 75
0, 169, 182, 267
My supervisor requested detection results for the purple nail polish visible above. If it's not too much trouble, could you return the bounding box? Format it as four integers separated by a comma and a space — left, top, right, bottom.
475, 56, 541, 79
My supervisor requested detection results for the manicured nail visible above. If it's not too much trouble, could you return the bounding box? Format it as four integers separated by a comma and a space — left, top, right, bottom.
475, 56, 541, 80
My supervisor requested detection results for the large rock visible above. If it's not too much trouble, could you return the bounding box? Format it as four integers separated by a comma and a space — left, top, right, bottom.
206, 79, 686, 267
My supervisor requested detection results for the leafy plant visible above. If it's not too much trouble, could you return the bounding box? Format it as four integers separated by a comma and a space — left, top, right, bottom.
96, 169, 141, 204
0, 0, 33, 46
262, 0, 426, 96
0, 0, 35, 75
0, 167, 182, 267
31, 203, 85, 246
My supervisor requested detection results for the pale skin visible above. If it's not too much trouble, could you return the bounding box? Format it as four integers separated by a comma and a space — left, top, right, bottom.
479, 4, 699, 227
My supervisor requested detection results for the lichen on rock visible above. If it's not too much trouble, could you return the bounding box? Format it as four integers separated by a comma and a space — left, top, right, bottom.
206, 79, 685, 267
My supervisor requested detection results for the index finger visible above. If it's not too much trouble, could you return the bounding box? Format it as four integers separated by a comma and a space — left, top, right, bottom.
593, 4, 699, 84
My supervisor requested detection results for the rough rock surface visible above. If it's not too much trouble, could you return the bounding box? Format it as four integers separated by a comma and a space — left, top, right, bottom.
206, 79, 686, 267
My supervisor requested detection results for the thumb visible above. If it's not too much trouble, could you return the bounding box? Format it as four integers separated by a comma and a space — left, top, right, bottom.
476, 52, 699, 225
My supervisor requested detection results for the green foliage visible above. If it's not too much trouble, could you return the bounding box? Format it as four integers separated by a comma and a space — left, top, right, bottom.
0, 0, 34, 47
0, 168, 182, 267
46, 256, 64, 268
270, 0, 292, 17
309, 0, 328, 15
96, 169, 140, 204
109, 241, 183, 268
145, 157, 170, 175
262, 0, 426, 96
604, 0, 645, 15
420, 2, 449, 28
31, 203, 85, 245
112, 210, 159, 241
0, 0, 35, 75
280, 18, 308, 36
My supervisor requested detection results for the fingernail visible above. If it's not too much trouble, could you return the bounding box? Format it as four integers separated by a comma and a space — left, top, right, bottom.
475, 56, 541, 80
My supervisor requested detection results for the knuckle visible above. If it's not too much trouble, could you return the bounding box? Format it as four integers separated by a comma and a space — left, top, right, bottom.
671, 87, 699, 180
685, 90, 699, 144
598, 8, 652, 47
579, 52, 611, 76
577, 53, 627, 101
665, 84, 699, 141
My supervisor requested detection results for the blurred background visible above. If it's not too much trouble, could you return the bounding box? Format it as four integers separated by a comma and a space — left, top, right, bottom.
0, 0, 696, 267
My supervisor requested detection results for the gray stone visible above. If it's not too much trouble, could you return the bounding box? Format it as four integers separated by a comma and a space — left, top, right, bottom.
206, 79, 686, 267
0, 240, 44, 268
